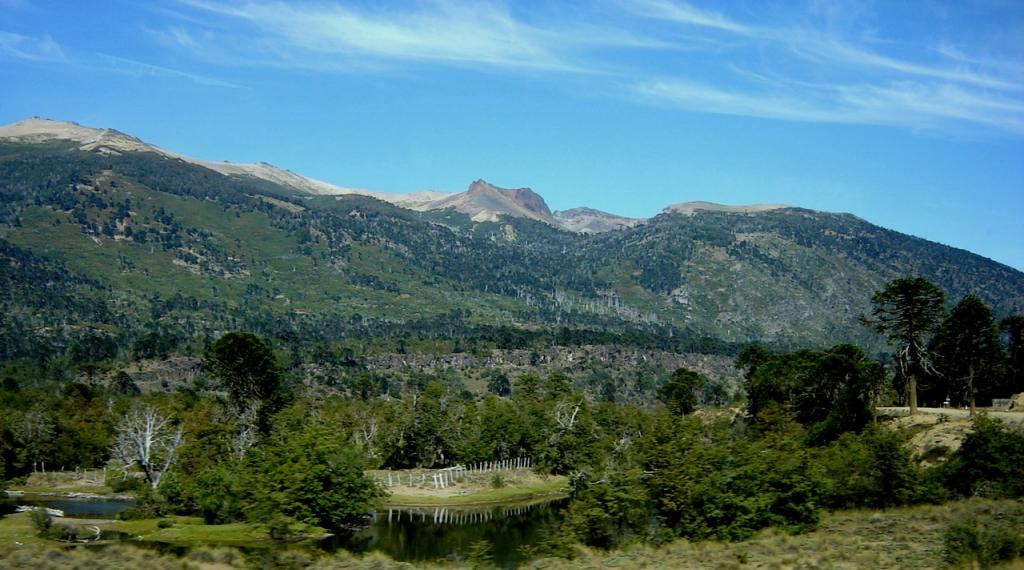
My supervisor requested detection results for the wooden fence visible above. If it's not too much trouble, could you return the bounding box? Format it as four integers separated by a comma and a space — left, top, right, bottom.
371, 456, 532, 489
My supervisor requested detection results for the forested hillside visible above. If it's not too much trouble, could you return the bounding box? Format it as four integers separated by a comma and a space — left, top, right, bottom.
1, 137, 1023, 368
3, 129, 1024, 570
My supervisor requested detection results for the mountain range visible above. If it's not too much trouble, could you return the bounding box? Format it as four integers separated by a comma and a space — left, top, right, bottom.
0, 118, 728, 232
1, 117, 1022, 362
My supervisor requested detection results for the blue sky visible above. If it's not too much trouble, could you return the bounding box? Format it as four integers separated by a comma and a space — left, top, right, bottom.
2, 0, 1023, 270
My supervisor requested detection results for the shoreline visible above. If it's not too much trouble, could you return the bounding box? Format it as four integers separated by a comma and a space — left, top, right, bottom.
380, 474, 569, 508
3, 490, 134, 501
382, 490, 568, 509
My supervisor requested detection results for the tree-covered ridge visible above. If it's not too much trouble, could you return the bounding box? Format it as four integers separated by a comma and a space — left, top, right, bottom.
0, 237, 118, 362
1, 140, 1023, 367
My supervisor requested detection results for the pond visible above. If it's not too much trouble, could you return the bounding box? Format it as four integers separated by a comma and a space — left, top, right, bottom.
1, 493, 567, 568
332, 499, 568, 568
0, 494, 135, 519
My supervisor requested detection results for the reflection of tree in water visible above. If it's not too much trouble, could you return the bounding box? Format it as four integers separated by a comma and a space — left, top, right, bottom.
332, 500, 567, 566
380, 502, 543, 526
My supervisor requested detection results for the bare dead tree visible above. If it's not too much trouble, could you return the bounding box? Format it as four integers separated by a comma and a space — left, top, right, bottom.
15, 407, 54, 473
354, 416, 380, 459
111, 405, 184, 489
231, 403, 259, 460
554, 399, 584, 430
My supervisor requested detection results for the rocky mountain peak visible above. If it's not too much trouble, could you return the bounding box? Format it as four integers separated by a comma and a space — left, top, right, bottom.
433, 179, 556, 224
469, 180, 553, 218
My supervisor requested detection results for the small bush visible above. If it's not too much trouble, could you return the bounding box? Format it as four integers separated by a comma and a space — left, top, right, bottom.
30, 507, 53, 535
118, 485, 166, 520
106, 470, 146, 493
266, 514, 303, 541
944, 516, 1024, 567
814, 428, 923, 509
490, 473, 506, 489
942, 416, 1024, 498
466, 539, 495, 569
32, 509, 101, 542
186, 547, 243, 567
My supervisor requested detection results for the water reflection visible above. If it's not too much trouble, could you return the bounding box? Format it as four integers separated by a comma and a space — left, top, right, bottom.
381, 503, 541, 525
328, 499, 567, 568
0, 495, 134, 519
1, 493, 566, 567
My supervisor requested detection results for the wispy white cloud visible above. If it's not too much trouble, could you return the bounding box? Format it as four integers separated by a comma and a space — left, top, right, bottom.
784, 33, 1023, 92
172, 0, 655, 73
0, 28, 239, 88
148, 0, 1024, 137
95, 53, 242, 88
0, 31, 66, 62
622, 0, 1020, 91
618, 0, 749, 33
166, 27, 199, 50
636, 77, 1024, 136
621, 0, 1024, 136
635, 79, 832, 123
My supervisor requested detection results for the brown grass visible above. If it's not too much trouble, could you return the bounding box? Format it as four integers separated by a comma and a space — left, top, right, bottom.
524, 498, 1024, 569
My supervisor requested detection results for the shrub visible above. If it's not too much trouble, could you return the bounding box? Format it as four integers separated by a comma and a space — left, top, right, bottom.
564, 468, 650, 549
942, 416, 1024, 498
117, 485, 166, 520
466, 539, 495, 569
240, 424, 384, 532
944, 515, 1024, 567
640, 416, 822, 542
106, 470, 146, 493
30, 507, 53, 536
490, 473, 506, 489
814, 428, 922, 509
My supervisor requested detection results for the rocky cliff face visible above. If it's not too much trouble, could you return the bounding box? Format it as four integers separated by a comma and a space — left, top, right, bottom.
425, 179, 558, 224
554, 207, 644, 233
358, 345, 736, 378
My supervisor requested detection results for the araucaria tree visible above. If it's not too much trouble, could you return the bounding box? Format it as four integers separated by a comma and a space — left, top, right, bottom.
203, 332, 282, 409
112, 405, 184, 489
203, 332, 284, 450
932, 295, 1004, 415
866, 277, 945, 415
657, 367, 705, 416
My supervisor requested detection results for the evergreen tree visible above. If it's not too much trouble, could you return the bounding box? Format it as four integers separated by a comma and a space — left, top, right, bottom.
865, 277, 946, 414
657, 367, 705, 416
1001, 315, 1024, 395
932, 295, 1005, 414
203, 332, 284, 433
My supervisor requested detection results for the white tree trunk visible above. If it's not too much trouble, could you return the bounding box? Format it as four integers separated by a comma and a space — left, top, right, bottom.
112, 405, 184, 489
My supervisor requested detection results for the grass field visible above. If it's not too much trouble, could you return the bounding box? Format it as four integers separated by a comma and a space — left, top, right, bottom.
532, 498, 1024, 569
378, 469, 569, 507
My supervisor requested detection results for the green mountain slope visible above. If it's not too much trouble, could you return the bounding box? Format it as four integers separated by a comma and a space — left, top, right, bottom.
1, 137, 1022, 363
